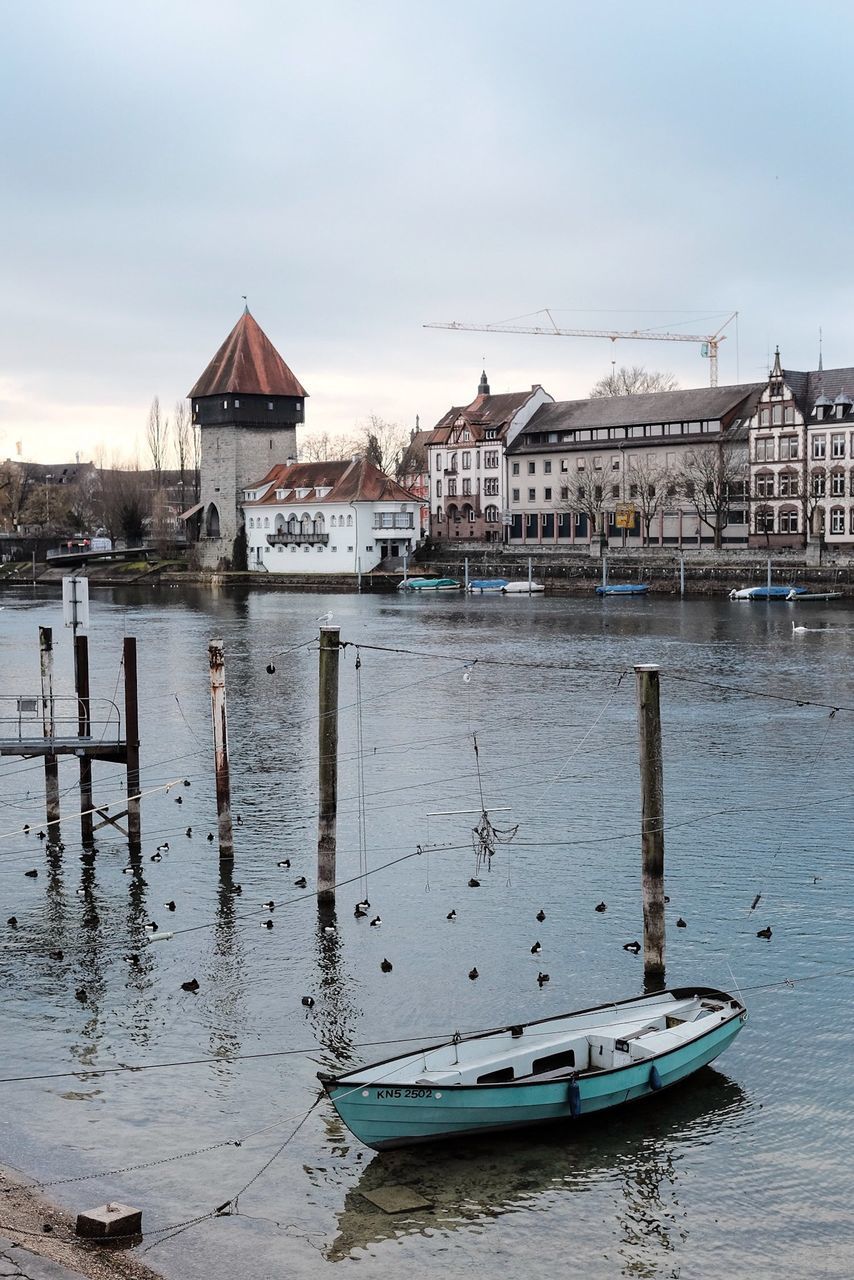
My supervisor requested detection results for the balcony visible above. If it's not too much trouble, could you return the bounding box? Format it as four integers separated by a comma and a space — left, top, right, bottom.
267, 531, 329, 546
372, 516, 414, 530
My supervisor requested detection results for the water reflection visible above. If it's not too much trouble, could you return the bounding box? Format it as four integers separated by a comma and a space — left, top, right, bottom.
318, 1068, 749, 1263
313, 903, 362, 1074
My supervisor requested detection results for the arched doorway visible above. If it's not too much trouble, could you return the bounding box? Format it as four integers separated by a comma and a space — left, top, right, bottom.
205, 503, 220, 538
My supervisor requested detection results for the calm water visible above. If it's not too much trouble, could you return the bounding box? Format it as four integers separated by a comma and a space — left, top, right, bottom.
1, 585, 853, 1278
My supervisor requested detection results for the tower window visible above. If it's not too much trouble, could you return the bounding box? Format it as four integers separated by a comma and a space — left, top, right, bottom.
223, 400, 228, 409
268, 401, 274, 410
234, 399, 240, 408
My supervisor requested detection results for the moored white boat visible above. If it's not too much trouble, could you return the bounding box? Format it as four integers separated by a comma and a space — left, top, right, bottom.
467, 578, 509, 593
501, 581, 545, 594
786, 589, 843, 602
729, 585, 805, 601
319, 986, 746, 1150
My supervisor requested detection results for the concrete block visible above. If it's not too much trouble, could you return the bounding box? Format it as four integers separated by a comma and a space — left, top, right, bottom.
358, 1185, 433, 1214
75, 1202, 142, 1240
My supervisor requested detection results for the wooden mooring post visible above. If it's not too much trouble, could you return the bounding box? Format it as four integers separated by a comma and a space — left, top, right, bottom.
123, 637, 141, 852
317, 626, 340, 904
635, 664, 665, 987
39, 626, 61, 831
75, 634, 94, 846
208, 639, 234, 862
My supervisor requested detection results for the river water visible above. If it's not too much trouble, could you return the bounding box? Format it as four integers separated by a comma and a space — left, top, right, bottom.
1, 585, 853, 1279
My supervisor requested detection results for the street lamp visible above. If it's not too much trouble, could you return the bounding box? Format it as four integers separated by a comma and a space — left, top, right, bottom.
45, 474, 53, 529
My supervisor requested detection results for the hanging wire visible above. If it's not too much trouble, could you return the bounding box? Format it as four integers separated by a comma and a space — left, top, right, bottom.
470, 732, 518, 875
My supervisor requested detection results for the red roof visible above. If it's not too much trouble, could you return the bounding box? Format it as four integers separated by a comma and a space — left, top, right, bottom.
246, 458, 417, 505
189, 310, 307, 399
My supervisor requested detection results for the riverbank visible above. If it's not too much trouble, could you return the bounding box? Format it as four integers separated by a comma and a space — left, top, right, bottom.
0, 1165, 161, 1280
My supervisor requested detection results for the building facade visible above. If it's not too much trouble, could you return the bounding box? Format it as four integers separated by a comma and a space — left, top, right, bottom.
243, 458, 420, 575
426, 373, 553, 543
505, 383, 761, 548
189, 309, 307, 569
748, 349, 854, 549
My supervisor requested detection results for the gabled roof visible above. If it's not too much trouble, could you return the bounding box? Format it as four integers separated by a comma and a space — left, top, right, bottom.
397, 429, 432, 477
427, 388, 541, 445
188, 310, 307, 399
782, 365, 854, 419
244, 458, 417, 506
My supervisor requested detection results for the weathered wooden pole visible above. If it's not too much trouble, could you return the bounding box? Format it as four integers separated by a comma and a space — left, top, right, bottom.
75, 633, 94, 846
317, 626, 340, 904
39, 626, 61, 830
679, 555, 685, 597
123, 637, 141, 853
635, 663, 665, 987
208, 639, 234, 862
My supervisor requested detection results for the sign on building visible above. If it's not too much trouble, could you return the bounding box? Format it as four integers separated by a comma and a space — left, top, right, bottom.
615, 504, 637, 530
62, 576, 89, 631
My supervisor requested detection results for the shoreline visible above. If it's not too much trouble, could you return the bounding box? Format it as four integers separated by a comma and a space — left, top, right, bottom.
0, 1163, 162, 1280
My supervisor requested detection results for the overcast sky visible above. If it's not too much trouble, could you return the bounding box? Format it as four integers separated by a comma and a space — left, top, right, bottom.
3, 0, 854, 464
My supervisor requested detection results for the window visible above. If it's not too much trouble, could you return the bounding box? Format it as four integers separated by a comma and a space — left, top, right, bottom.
612, 457, 620, 470
832, 434, 846, 458
832, 471, 846, 496
467, 507, 475, 522
512, 462, 520, 476
528, 488, 536, 502
544, 460, 552, 474
462, 479, 472, 496
785, 406, 795, 424
268, 402, 274, 410
223, 400, 228, 409
484, 450, 499, 468
812, 472, 826, 497
484, 477, 499, 495
447, 478, 457, 497
485, 505, 499, 523
560, 460, 568, 472
577, 458, 586, 469
780, 436, 799, 460
772, 405, 783, 425
436, 506, 443, 521
755, 473, 775, 498
248, 517, 254, 529
813, 436, 826, 459
779, 472, 799, 497
755, 438, 775, 462
830, 508, 845, 534
436, 480, 442, 498
593, 456, 603, 469
528, 461, 536, 475
485, 429, 496, 440
629, 483, 638, 498
365, 544, 373, 551
449, 453, 458, 472
755, 509, 774, 533
347, 515, 353, 526
435, 453, 442, 470
560, 487, 568, 500
759, 408, 770, 426
779, 510, 799, 534
461, 428, 471, 442
512, 488, 520, 501
544, 487, 552, 500
462, 451, 471, 469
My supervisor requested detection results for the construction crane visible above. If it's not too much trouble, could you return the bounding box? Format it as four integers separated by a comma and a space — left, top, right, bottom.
423, 310, 738, 388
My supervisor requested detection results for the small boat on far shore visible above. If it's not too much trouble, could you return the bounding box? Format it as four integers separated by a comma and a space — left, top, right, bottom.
502, 581, 545, 594
596, 583, 648, 596
399, 577, 461, 591
729, 585, 805, 601
467, 578, 509, 593
786, 589, 843, 602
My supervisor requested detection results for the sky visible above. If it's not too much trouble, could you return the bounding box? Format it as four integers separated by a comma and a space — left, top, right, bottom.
3, 0, 854, 465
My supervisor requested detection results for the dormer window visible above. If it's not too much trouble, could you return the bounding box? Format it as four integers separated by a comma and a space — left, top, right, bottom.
223, 400, 228, 409
268, 401, 274, 410
234, 399, 240, 408
461, 429, 471, 441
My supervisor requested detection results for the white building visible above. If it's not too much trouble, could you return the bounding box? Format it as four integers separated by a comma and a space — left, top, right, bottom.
426, 373, 553, 543
243, 458, 420, 574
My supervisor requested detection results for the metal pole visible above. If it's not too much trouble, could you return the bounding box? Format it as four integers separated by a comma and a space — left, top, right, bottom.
317, 626, 340, 904
528, 555, 532, 590
39, 626, 61, 830
679, 555, 685, 597
464, 556, 469, 590
767, 557, 772, 593
31, 551, 36, 585
123, 636, 141, 853
602, 555, 608, 590
75, 634, 93, 846
635, 664, 665, 987
208, 639, 234, 862
402, 550, 408, 585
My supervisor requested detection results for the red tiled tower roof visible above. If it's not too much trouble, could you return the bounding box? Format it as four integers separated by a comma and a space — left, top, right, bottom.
188, 310, 308, 399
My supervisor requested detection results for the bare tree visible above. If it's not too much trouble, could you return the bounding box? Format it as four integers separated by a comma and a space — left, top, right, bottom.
590, 366, 678, 398
174, 399, 191, 510
0, 461, 35, 530
625, 454, 673, 545
559, 466, 607, 543
95, 464, 149, 545
146, 396, 170, 485
678, 442, 748, 551
354, 415, 409, 476
299, 430, 359, 463
192, 417, 202, 502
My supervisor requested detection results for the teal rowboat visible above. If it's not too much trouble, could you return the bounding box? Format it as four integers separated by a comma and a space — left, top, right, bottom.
319, 986, 746, 1150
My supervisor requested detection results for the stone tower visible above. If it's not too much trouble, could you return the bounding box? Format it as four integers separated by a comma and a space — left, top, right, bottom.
189, 309, 308, 569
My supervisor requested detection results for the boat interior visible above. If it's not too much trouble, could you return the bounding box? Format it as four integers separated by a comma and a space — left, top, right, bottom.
338, 993, 741, 1088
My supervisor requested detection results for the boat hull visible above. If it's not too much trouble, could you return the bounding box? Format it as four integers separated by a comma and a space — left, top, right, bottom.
730, 586, 804, 600
322, 1001, 746, 1151
595, 584, 648, 596
468, 578, 509, 592
501, 581, 545, 594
